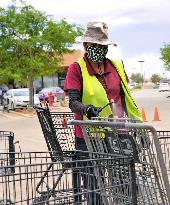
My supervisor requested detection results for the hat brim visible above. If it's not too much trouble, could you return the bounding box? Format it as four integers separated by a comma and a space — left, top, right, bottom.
81, 37, 116, 46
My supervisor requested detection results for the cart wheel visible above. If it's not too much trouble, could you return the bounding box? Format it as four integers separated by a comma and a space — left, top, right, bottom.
32, 198, 46, 205
0, 199, 14, 205
33, 194, 49, 205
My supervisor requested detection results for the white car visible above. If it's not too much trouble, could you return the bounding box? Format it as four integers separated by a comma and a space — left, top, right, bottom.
128, 82, 137, 90
4, 88, 40, 110
158, 83, 170, 92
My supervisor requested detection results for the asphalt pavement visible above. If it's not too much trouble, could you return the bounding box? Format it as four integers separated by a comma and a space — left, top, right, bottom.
0, 88, 170, 152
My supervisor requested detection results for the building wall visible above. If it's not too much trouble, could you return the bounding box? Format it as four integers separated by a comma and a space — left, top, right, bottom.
33, 73, 59, 93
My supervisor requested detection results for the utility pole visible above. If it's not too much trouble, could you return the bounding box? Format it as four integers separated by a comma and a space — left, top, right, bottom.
138, 60, 145, 86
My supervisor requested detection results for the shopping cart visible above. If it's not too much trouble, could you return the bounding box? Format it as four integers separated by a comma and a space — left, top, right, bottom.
35, 106, 139, 204
50, 111, 75, 151
36, 106, 74, 158
70, 119, 170, 204
0, 131, 15, 174
0, 131, 15, 153
157, 131, 170, 179
0, 151, 136, 205
93, 112, 170, 187
37, 105, 75, 151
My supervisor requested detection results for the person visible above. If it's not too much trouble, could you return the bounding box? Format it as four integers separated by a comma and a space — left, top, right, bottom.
64, 21, 142, 204
64, 21, 142, 141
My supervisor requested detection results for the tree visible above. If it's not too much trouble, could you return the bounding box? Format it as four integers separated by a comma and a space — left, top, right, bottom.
160, 43, 170, 70
0, 1, 83, 106
151, 74, 161, 84
130, 73, 143, 84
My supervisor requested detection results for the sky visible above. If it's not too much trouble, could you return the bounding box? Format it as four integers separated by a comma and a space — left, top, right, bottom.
1, 0, 170, 79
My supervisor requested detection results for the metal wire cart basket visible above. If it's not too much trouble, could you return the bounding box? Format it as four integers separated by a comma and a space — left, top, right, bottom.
34, 106, 138, 204
50, 111, 74, 151
157, 131, 170, 179
0, 131, 15, 153
0, 151, 136, 205
0, 131, 15, 172
70, 120, 170, 204
2, 104, 170, 205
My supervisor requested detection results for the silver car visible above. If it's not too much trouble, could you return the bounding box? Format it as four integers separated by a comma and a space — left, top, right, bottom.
159, 83, 170, 92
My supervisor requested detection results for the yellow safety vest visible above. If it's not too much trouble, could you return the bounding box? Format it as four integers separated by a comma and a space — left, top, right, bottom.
78, 58, 142, 121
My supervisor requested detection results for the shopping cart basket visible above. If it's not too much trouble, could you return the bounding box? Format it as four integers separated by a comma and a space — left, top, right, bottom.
37, 106, 75, 152
90, 118, 170, 177
157, 131, 170, 179
0, 131, 15, 153
50, 111, 75, 151
0, 151, 136, 205
36, 106, 73, 159
70, 120, 170, 204
0, 131, 15, 173
36, 106, 139, 204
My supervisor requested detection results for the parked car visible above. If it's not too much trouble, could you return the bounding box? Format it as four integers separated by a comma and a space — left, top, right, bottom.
153, 83, 159, 89
4, 88, 40, 110
38, 87, 65, 102
158, 82, 170, 92
128, 82, 137, 90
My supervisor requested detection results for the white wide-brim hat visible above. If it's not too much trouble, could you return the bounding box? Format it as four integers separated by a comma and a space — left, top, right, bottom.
81, 22, 117, 46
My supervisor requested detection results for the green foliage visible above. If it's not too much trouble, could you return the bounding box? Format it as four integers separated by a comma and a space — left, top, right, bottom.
0, 1, 83, 83
130, 73, 143, 84
134, 84, 141, 89
0, 1, 83, 106
160, 43, 170, 70
151, 74, 161, 84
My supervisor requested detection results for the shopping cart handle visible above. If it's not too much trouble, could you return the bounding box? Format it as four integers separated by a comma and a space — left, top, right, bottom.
68, 119, 156, 132
68, 119, 127, 128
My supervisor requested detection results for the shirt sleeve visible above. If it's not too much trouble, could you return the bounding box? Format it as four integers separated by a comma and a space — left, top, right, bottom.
64, 63, 86, 115
64, 62, 83, 92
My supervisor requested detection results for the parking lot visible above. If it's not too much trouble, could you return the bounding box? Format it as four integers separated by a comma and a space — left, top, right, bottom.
0, 88, 170, 152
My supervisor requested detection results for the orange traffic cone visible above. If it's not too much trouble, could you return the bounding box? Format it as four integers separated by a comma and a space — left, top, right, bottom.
141, 107, 147, 122
153, 106, 161, 121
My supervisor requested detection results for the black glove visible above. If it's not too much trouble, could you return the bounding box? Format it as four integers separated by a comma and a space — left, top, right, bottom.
86, 105, 102, 120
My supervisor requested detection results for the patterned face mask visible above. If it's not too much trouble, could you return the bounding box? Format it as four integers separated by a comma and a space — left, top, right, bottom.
86, 45, 108, 63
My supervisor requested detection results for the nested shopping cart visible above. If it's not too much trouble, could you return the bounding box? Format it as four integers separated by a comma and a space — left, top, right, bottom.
0, 131, 15, 153
0, 131, 15, 173
0, 151, 137, 205
35, 106, 139, 204
157, 131, 170, 180
70, 119, 170, 204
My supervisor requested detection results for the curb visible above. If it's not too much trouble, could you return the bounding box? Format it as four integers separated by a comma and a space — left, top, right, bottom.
14, 112, 36, 118
0, 111, 36, 118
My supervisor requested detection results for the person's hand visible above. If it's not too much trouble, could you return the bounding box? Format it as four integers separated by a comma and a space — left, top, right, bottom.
86, 105, 102, 119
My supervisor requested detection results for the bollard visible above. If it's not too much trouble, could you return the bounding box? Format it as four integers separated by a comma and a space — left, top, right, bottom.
48, 92, 53, 107
63, 91, 66, 101
43, 94, 46, 106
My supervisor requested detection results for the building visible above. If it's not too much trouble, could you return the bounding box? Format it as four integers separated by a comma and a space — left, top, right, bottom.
58, 49, 84, 88
34, 49, 84, 92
